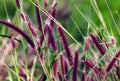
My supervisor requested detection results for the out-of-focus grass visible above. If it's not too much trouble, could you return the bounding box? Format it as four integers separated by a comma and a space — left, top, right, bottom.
0, 0, 120, 81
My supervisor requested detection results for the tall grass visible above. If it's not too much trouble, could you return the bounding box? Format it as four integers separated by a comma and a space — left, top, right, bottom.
0, 0, 120, 81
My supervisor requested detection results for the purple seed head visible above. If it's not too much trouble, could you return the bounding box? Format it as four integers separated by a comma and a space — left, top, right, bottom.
28, 22, 37, 38
0, 20, 35, 48
16, 0, 20, 9
57, 72, 62, 81
20, 12, 26, 22
110, 36, 116, 45
53, 60, 58, 77
44, 24, 57, 51
46, 0, 57, 27
52, 76, 55, 81
9, 29, 16, 49
39, 74, 46, 81
40, 33, 44, 46
20, 12, 37, 38
35, 0, 42, 32
81, 60, 105, 77
58, 26, 73, 65
81, 71, 86, 81
106, 49, 120, 73
50, 9, 56, 27
84, 37, 91, 51
90, 34, 106, 55
88, 76, 94, 81
44, 0, 48, 8
50, 0, 57, 11
19, 68, 27, 79
72, 50, 79, 81
81, 60, 94, 69
11, 37, 16, 49
60, 54, 65, 76
64, 59, 68, 75
103, 40, 109, 49
0, 67, 7, 79
59, 53, 68, 79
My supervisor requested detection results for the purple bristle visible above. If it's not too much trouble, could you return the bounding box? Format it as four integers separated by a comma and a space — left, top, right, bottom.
90, 34, 106, 55
58, 26, 73, 65
0, 20, 35, 48
72, 50, 79, 81
106, 49, 120, 73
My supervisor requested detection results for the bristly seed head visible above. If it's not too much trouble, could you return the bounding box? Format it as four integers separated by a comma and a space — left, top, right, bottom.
84, 37, 91, 51
0, 20, 35, 48
81, 60, 105, 77
106, 49, 120, 73
20, 12, 37, 38
57, 26, 73, 66
44, 0, 49, 8
60, 53, 68, 77
90, 34, 106, 55
39, 74, 46, 81
11, 37, 16, 49
44, 24, 57, 51
35, 0, 42, 32
72, 50, 79, 81
110, 36, 116, 45
81, 71, 86, 81
16, 0, 20, 9
60, 54, 65, 76
57, 72, 62, 81
53, 60, 58, 77
49, 0, 57, 12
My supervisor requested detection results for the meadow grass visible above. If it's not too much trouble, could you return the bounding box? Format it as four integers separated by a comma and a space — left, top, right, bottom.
0, 0, 120, 81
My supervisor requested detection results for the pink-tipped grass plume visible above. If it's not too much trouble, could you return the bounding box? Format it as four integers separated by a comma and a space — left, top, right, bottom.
90, 34, 106, 55
64, 59, 68, 75
53, 60, 58, 77
0, 20, 35, 48
60, 54, 68, 77
60, 54, 65, 76
84, 37, 91, 51
81, 60, 105, 77
49, 0, 57, 13
44, 24, 57, 51
11, 37, 16, 49
52, 76, 55, 81
72, 50, 79, 81
19, 68, 27, 80
16, 0, 20, 9
110, 36, 116, 45
57, 72, 62, 81
9, 28, 16, 49
50, 9, 57, 28
58, 26, 73, 65
20, 12, 37, 38
106, 49, 120, 73
40, 34, 44, 46
44, 0, 49, 8
88, 77, 94, 81
35, 0, 42, 32
81, 71, 86, 81
39, 74, 46, 81
45, 0, 57, 28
